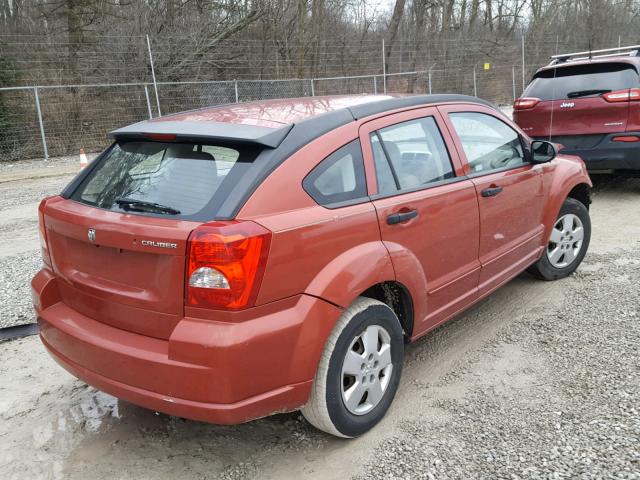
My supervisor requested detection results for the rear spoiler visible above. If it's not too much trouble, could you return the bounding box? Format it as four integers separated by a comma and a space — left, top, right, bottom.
110, 120, 293, 149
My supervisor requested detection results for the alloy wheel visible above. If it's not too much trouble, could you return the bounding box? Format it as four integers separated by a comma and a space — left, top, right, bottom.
340, 324, 393, 415
546, 213, 584, 268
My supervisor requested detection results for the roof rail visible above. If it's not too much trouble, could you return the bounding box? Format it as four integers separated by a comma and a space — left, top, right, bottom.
550, 44, 640, 64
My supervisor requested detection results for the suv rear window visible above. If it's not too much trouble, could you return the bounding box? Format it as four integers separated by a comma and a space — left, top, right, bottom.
70, 141, 262, 221
523, 63, 639, 101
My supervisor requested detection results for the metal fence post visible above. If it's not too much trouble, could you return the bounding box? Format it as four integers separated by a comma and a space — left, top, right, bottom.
473, 68, 477, 97
33, 87, 48, 160
512, 65, 516, 101
146, 35, 162, 116
234, 80, 239, 103
382, 39, 387, 94
310, 78, 315, 96
144, 85, 153, 119
428, 63, 436, 94
373, 75, 377, 94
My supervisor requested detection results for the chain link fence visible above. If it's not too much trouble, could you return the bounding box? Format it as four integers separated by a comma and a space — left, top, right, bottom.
1, 34, 638, 162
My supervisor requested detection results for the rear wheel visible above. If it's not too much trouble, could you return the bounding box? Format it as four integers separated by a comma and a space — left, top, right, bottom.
301, 297, 404, 438
528, 197, 591, 280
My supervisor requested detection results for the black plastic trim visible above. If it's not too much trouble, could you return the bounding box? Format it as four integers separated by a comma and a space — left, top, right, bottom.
542, 132, 640, 171
215, 108, 356, 219
374, 131, 401, 190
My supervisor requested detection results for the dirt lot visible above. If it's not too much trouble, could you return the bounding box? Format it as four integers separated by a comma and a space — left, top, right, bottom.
0, 167, 638, 480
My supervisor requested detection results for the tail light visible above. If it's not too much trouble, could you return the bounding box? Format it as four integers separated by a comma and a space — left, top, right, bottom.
38, 198, 52, 268
186, 221, 272, 310
513, 97, 541, 110
602, 88, 640, 103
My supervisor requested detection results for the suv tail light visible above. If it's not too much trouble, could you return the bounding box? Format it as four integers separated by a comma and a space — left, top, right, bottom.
186, 221, 272, 310
602, 88, 640, 103
513, 97, 541, 110
38, 198, 52, 268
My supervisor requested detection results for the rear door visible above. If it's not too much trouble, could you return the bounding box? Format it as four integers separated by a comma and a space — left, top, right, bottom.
516, 62, 639, 140
360, 107, 481, 334
440, 105, 546, 294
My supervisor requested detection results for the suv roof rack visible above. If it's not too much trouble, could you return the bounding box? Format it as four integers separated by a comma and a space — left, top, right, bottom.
550, 45, 640, 65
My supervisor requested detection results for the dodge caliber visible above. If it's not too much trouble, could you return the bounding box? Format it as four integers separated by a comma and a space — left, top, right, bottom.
32, 94, 592, 437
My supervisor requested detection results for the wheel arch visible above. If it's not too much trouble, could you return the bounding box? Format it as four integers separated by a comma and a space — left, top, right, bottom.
566, 182, 592, 210
360, 281, 414, 341
542, 159, 592, 242
304, 241, 396, 311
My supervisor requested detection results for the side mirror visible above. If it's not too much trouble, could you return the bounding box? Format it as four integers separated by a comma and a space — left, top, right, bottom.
531, 140, 557, 163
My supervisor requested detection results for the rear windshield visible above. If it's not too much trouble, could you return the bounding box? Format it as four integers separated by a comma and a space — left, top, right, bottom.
524, 63, 639, 101
70, 141, 262, 221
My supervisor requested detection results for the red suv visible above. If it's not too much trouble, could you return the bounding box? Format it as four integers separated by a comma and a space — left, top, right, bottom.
514, 46, 640, 173
33, 94, 592, 438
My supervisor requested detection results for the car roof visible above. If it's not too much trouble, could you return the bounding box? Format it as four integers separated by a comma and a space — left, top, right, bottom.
149, 95, 408, 128
537, 55, 640, 75
111, 94, 497, 147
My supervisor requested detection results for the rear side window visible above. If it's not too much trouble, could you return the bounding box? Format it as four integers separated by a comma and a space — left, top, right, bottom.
524, 63, 639, 101
371, 116, 454, 194
303, 140, 367, 207
70, 141, 261, 220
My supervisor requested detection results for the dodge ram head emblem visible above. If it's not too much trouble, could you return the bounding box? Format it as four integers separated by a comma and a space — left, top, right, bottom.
87, 228, 96, 242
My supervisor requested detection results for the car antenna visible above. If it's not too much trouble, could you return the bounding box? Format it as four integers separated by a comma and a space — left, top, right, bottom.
548, 63, 558, 142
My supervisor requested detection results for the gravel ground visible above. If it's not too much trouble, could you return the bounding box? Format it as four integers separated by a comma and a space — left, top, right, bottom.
0, 165, 75, 328
357, 250, 640, 480
0, 169, 638, 479
0, 174, 73, 211
0, 251, 43, 327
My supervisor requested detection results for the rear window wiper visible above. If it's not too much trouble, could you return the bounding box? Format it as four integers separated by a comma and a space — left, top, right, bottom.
566, 89, 611, 98
115, 197, 181, 215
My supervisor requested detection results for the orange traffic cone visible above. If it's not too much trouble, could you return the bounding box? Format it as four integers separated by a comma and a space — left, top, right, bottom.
79, 148, 89, 170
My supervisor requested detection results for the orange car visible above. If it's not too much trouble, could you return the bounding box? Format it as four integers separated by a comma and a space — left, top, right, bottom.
32, 94, 592, 437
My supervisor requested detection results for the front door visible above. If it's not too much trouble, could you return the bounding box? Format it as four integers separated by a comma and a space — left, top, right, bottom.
440, 106, 546, 294
359, 108, 481, 335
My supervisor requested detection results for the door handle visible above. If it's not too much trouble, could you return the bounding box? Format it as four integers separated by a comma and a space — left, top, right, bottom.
481, 186, 504, 197
387, 210, 418, 225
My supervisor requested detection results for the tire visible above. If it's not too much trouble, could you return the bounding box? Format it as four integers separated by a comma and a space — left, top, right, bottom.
527, 197, 591, 281
301, 297, 404, 438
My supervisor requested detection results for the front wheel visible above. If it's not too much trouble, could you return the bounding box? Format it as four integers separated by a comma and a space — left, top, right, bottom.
528, 197, 591, 280
301, 297, 404, 438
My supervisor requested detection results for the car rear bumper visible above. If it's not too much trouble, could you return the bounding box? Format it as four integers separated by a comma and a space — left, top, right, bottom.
32, 268, 341, 424
538, 133, 640, 171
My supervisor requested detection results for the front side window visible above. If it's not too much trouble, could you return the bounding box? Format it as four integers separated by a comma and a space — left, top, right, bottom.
370, 116, 455, 194
449, 112, 526, 174
303, 140, 367, 207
